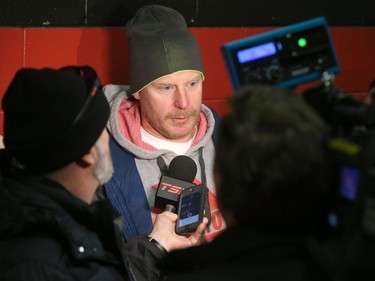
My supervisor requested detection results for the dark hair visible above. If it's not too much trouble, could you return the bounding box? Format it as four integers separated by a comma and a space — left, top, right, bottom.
215, 84, 329, 235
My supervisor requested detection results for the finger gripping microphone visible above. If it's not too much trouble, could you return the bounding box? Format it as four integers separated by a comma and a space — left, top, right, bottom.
154, 155, 197, 213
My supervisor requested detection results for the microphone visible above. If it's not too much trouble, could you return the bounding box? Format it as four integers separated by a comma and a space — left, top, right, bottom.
168, 155, 197, 183
154, 155, 197, 213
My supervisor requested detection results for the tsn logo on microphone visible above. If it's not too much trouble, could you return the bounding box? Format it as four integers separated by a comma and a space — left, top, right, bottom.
160, 182, 184, 194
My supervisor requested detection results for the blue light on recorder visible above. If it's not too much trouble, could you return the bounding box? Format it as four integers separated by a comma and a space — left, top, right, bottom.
179, 214, 199, 227
237, 42, 277, 64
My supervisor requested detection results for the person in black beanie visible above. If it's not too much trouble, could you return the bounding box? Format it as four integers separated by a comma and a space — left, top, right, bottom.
0, 66, 207, 281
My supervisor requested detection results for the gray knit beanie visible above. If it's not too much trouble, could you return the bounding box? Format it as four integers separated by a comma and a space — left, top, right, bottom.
126, 5, 205, 95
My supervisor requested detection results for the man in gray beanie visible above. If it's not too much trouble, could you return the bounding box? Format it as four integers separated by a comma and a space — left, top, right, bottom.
0, 66, 207, 281
102, 4, 225, 243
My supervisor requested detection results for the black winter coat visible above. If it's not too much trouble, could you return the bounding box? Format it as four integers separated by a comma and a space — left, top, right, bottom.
0, 174, 164, 281
158, 225, 334, 281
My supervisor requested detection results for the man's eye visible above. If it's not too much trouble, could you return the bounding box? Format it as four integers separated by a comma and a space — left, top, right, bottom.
187, 80, 200, 89
158, 85, 175, 93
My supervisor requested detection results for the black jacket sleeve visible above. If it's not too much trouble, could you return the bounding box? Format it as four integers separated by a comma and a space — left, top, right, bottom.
122, 236, 168, 281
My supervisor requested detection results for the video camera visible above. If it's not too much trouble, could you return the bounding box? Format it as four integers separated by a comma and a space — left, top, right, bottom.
222, 17, 375, 278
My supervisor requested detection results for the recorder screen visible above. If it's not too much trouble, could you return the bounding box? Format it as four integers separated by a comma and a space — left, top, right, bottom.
178, 192, 202, 227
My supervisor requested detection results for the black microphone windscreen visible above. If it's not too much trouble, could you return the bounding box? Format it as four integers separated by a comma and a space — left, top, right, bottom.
168, 155, 197, 183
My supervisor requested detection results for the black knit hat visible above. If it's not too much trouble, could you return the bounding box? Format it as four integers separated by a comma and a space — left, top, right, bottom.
2, 66, 110, 175
126, 4, 205, 95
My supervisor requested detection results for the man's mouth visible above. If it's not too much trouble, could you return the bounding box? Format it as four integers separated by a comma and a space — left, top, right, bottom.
171, 116, 189, 123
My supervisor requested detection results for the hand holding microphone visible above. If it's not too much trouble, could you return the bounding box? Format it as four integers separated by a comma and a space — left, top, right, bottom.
154, 155, 210, 236
150, 155, 208, 252
148, 211, 209, 252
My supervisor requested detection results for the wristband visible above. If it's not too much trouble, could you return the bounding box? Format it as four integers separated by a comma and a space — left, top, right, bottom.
147, 236, 168, 255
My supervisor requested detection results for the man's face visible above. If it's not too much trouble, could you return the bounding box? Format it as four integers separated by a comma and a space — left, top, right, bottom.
133, 71, 203, 142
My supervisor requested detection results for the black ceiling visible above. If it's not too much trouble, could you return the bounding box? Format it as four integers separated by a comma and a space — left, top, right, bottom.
0, 0, 373, 27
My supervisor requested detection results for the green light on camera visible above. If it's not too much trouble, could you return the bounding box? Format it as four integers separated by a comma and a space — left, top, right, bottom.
298, 37, 307, 48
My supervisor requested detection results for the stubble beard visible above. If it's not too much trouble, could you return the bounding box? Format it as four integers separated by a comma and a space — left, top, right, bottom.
94, 141, 114, 185
148, 109, 200, 140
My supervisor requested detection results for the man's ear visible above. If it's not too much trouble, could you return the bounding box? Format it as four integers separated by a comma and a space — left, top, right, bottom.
133, 92, 141, 100
76, 147, 96, 168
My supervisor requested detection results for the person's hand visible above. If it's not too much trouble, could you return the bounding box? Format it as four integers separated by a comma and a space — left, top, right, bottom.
148, 211, 208, 252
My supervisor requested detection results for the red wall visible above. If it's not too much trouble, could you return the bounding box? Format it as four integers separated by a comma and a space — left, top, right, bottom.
1, 27, 375, 135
